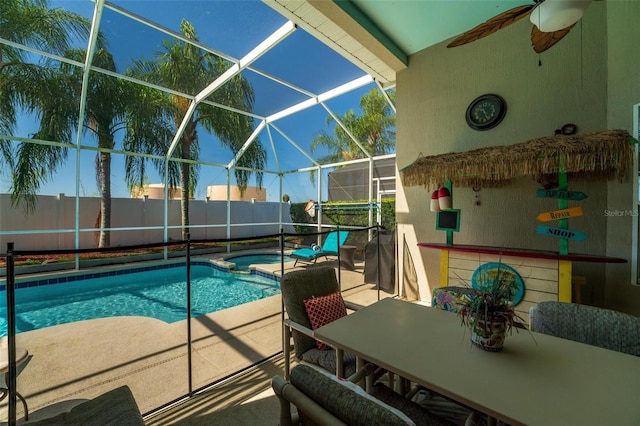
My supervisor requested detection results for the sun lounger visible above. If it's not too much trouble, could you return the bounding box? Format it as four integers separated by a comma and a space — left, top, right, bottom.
291, 231, 349, 266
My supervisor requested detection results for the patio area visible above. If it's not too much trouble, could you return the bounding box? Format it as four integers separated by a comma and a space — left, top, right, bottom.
2, 258, 392, 425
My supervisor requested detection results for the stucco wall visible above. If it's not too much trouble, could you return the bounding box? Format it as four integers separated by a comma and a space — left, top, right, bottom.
604, 0, 640, 313
0, 194, 293, 250
396, 1, 640, 314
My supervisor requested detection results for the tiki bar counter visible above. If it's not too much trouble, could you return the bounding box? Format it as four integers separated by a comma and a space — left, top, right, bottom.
401, 130, 635, 318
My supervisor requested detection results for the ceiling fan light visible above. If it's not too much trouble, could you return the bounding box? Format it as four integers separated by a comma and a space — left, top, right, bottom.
529, 0, 592, 33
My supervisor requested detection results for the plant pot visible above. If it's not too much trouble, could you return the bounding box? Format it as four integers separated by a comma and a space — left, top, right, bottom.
469, 316, 507, 352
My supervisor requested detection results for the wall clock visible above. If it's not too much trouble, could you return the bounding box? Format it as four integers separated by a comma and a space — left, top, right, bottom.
465, 94, 506, 131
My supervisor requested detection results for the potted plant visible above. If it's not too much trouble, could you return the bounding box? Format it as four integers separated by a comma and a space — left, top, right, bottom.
459, 266, 525, 351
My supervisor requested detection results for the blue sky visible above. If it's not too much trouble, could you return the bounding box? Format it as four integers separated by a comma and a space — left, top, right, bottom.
3, 0, 384, 202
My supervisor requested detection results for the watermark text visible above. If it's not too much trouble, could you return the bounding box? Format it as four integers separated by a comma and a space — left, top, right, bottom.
604, 209, 639, 217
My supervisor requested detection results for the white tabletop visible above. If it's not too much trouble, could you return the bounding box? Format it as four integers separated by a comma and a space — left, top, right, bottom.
315, 298, 640, 426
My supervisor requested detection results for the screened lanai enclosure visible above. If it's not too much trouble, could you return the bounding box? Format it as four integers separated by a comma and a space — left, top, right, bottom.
0, 1, 396, 423
1, 0, 396, 250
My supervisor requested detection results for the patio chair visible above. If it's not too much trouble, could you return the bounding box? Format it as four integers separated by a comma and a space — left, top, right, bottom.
280, 266, 359, 379
291, 231, 349, 266
0, 341, 30, 421
431, 286, 475, 313
272, 364, 454, 426
529, 301, 640, 356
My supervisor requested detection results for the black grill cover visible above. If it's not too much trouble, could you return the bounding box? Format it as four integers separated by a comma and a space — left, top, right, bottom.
364, 230, 396, 293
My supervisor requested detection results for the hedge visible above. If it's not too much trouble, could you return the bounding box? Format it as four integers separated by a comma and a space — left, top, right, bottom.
289, 199, 396, 234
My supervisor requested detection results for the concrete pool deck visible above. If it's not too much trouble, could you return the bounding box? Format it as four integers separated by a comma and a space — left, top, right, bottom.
1, 258, 395, 424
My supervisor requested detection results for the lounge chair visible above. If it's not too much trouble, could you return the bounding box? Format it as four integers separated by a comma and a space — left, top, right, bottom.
291, 231, 349, 266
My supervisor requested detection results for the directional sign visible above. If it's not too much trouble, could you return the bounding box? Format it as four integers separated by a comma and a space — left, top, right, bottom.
536, 225, 588, 241
536, 206, 584, 222
536, 189, 588, 201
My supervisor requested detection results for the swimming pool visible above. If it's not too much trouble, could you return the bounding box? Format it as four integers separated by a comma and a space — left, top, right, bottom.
0, 261, 280, 336
226, 253, 293, 271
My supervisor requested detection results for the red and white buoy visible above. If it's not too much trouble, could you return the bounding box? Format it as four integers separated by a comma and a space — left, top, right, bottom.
430, 190, 440, 212
438, 187, 452, 210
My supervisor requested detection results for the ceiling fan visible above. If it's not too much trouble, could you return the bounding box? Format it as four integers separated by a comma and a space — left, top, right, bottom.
447, 0, 599, 53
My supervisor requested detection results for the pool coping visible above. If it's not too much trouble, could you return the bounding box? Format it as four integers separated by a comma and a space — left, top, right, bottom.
0, 242, 288, 277
211, 249, 295, 273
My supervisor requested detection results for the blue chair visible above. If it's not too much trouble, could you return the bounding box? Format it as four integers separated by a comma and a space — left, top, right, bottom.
291, 231, 349, 266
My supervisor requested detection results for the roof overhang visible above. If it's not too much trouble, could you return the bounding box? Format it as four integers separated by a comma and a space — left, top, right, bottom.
264, 0, 404, 87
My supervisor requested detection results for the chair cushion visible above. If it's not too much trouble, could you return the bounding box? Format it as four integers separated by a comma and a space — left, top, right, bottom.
291, 248, 323, 260
290, 364, 415, 426
300, 348, 357, 378
304, 291, 347, 350
369, 383, 455, 426
281, 267, 341, 357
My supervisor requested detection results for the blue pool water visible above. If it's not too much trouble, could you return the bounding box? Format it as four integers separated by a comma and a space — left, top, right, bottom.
226, 254, 293, 271
0, 262, 280, 336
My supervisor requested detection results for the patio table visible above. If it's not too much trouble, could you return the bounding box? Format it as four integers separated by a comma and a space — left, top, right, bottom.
314, 298, 640, 426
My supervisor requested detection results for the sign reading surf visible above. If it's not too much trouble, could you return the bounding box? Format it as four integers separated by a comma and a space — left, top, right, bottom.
536, 189, 587, 201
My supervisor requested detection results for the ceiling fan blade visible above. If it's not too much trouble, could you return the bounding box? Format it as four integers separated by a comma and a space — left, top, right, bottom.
530, 24, 575, 53
447, 5, 534, 48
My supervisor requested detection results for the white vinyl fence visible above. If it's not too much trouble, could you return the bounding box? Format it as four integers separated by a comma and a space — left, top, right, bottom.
0, 194, 294, 251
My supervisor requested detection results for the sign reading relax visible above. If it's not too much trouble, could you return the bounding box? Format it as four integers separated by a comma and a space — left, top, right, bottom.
536, 225, 587, 241
536, 206, 584, 222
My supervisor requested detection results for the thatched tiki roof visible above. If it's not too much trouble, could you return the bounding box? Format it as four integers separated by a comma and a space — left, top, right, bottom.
400, 130, 637, 189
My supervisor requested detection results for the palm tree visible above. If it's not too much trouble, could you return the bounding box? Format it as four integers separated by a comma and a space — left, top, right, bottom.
0, 0, 153, 248
59, 48, 134, 248
127, 19, 266, 240
8, 47, 152, 248
310, 88, 395, 163
0, 0, 92, 183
